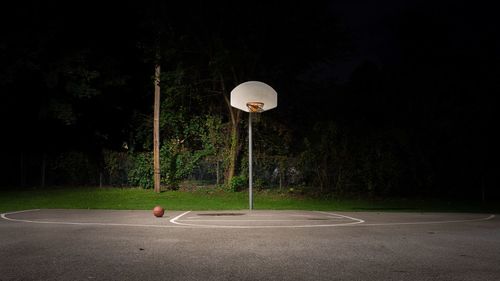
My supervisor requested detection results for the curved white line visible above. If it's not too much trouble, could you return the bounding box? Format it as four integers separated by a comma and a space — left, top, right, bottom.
171, 213, 494, 229
169, 211, 191, 225
1, 209, 190, 228
316, 211, 366, 224
359, 214, 496, 226
1, 209, 495, 229
163, 220, 364, 229
169, 211, 364, 228
181, 219, 346, 222
1, 209, 41, 221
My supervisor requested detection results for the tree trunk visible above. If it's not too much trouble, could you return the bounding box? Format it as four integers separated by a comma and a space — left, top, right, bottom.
153, 64, 161, 193
226, 111, 240, 184
221, 76, 241, 185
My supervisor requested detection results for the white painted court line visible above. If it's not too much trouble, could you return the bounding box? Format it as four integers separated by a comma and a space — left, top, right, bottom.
167, 210, 365, 228
1, 209, 495, 229
168, 212, 495, 228
358, 214, 496, 226
0, 209, 41, 222
169, 211, 191, 226
316, 211, 495, 226
1, 209, 189, 228
179, 219, 346, 222
316, 211, 365, 223
186, 214, 342, 220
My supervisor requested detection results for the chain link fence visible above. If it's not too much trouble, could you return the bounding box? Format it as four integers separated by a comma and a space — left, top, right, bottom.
13, 150, 305, 190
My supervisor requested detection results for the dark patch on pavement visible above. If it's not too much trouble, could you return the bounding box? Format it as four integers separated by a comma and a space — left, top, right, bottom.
197, 213, 245, 216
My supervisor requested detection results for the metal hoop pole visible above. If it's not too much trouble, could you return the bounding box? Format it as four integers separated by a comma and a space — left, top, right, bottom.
249, 112, 253, 210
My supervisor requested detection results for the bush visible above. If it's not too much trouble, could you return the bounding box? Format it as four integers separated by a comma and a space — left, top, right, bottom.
160, 141, 211, 190
128, 152, 154, 189
103, 150, 131, 186
229, 175, 247, 192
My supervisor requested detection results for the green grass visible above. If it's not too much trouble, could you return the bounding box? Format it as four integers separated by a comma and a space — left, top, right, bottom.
0, 187, 498, 213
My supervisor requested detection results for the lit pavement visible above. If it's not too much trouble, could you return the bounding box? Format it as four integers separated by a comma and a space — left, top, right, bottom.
1, 209, 499, 281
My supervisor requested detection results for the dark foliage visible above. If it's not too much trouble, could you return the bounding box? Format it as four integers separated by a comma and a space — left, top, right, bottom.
0, 1, 498, 199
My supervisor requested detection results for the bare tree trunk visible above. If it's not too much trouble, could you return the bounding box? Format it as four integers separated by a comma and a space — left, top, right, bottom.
227, 120, 240, 184
153, 64, 161, 193
220, 75, 241, 185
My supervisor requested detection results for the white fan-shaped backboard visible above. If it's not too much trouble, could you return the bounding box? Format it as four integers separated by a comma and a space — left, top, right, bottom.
230, 81, 277, 112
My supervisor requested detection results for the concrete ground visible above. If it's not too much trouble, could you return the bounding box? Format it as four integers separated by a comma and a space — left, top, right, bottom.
1, 209, 499, 281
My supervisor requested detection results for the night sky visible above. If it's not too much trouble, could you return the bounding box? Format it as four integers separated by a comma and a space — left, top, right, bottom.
1, 1, 499, 198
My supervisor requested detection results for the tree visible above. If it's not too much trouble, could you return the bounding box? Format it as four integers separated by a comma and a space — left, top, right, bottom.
153, 63, 161, 192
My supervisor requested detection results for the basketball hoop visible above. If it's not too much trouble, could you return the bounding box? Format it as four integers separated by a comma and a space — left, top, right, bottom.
230, 81, 278, 210
246, 102, 264, 113
230, 81, 277, 113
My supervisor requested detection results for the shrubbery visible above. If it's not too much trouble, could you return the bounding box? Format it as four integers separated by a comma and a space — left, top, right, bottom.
228, 175, 247, 192
127, 152, 154, 189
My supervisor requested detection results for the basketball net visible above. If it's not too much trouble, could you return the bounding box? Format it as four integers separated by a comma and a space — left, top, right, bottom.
246, 102, 264, 113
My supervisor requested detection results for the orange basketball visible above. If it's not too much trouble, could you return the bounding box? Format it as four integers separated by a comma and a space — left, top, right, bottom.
153, 206, 164, 217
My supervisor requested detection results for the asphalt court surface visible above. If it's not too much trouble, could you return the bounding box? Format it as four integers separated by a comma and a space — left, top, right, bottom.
1, 209, 499, 281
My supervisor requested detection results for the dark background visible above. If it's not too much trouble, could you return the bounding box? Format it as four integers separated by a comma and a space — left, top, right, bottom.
1, 1, 498, 199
